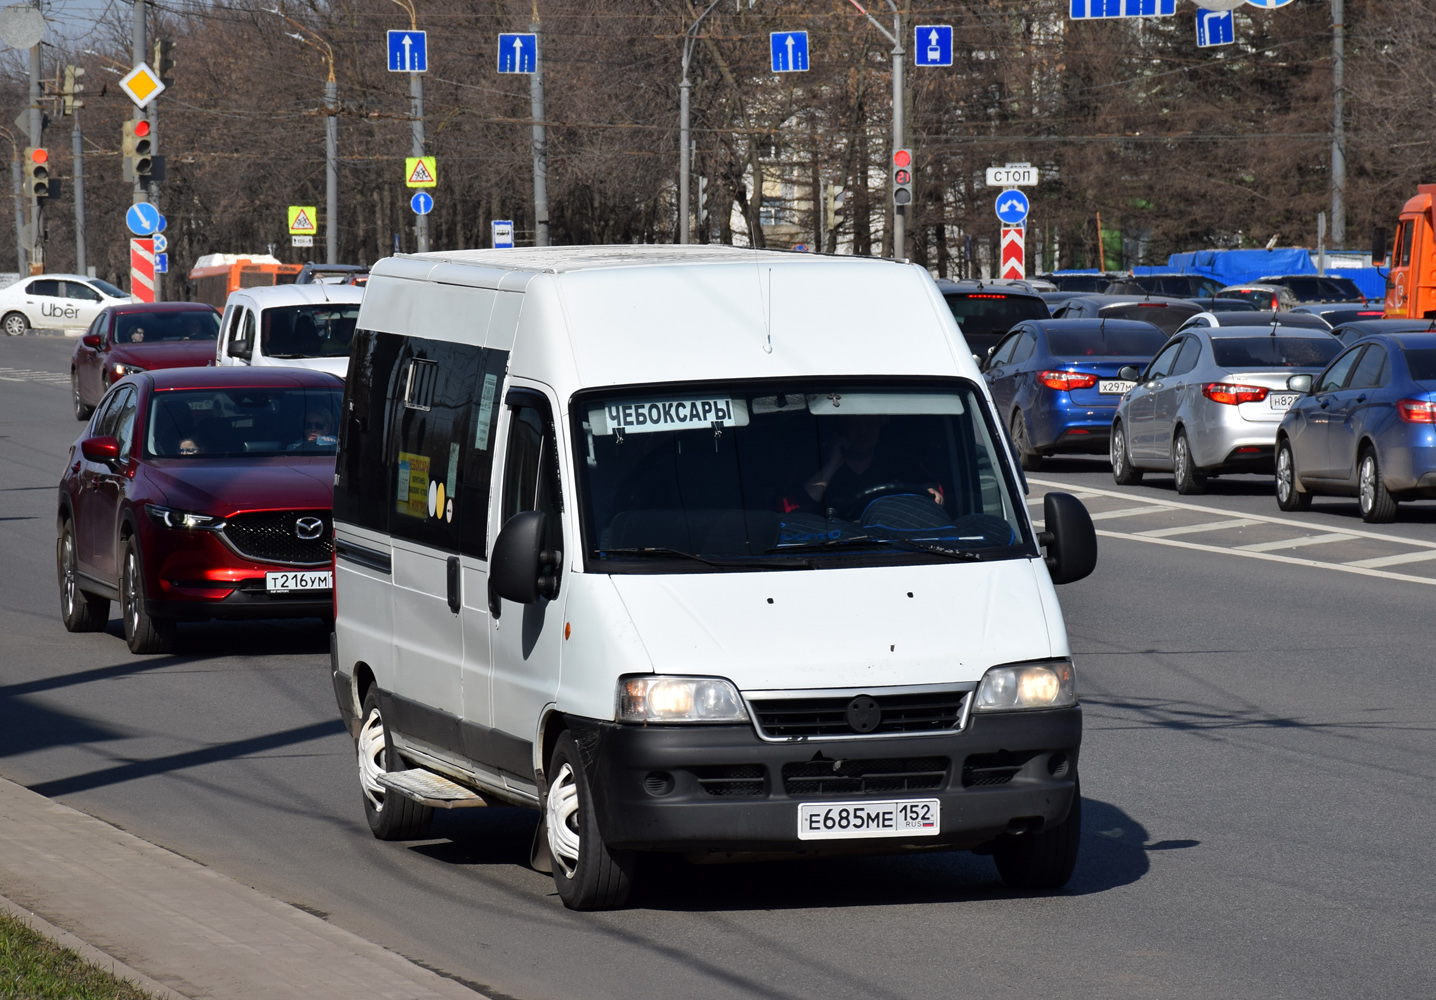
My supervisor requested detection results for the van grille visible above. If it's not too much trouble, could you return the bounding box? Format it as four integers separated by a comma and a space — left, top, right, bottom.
749, 690, 968, 739
220, 510, 332, 566
692, 764, 765, 797
782, 757, 948, 797
961, 751, 1039, 787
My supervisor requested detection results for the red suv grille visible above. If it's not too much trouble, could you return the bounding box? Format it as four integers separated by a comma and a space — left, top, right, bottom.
220, 510, 332, 566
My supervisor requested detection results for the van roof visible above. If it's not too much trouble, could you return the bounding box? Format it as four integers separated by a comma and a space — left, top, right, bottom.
226, 283, 364, 309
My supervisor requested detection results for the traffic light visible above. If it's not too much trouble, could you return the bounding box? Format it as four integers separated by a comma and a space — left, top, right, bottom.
24, 148, 50, 199
153, 39, 175, 86
892, 148, 913, 207
62, 65, 85, 116
122, 119, 153, 181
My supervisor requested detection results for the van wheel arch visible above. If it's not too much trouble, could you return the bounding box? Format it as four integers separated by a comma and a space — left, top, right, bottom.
537, 709, 569, 789
352, 662, 376, 721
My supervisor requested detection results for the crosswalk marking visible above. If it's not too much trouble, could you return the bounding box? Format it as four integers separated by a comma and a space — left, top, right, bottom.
1237, 533, 1359, 553
1343, 549, 1436, 570
1087, 505, 1174, 521
1137, 518, 1262, 538
0, 366, 67, 385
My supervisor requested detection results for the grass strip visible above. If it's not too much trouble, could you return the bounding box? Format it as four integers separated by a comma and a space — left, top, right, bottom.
0, 910, 158, 999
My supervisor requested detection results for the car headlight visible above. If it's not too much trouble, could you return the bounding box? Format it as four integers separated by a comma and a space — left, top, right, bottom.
146, 504, 224, 530
112, 362, 146, 377
973, 660, 1076, 712
617, 675, 748, 723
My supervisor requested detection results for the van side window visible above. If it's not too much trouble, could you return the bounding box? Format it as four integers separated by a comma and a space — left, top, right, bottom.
335, 330, 405, 533
459, 349, 509, 560
501, 394, 563, 558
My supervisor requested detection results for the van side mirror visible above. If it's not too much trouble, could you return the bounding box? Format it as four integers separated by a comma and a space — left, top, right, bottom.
1038, 492, 1097, 585
231, 338, 252, 360
80, 436, 121, 464
1118, 365, 1141, 382
82, 333, 102, 349
489, 510, 562, 609
1287, 374, 1313, 394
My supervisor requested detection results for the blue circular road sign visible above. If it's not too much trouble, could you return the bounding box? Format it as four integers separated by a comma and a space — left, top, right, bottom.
995, 190, 1029, 226
125, 202, 163, 236
410, 191, 433, 216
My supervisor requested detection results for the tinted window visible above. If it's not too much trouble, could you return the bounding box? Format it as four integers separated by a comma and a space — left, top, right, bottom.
1402, 349, 1436, 382
1211, 338, 1342, 369
1317, 348, 1364, 393
27, 279, 60, 297
335, 331, 404, 533
1204, 299, 1257, 312
112, 389, 139, 457
1399, 225, 1414, 268
91, 387, 127, 437
943, 293, 1049, 341
146, 386, 341, 458
1170, 337, 1202, 376
460, 350, 509, 559
1046, 275, 1108, 293
1145, 341, 1182, 379
1009, 330, 1036, 364
65, 281, 101, 301
114, 310, 220, 344
988, 332, 1021, 367
1047, 326, 1169, 358
1100, 303, 1195, 335
261, 304, 360, 359
388, 339, 476, 551
1320, 278, 1362, 301
502, 396, 563, 561
1280, 278, 1324, 302
90, 279, 123, 298
1347, 345, 1388, 389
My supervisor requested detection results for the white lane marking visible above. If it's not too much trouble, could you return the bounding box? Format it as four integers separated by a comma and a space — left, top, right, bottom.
1094, 528, 1436, 587
1343, 549, 1436, 570
1029, 477, 1436, 551
1237, 533, 1360, 552
1137, 518, 1263, 538
0, 366, 66, 385
1088, 505, 1175, 521
1026, 493, 1106, 505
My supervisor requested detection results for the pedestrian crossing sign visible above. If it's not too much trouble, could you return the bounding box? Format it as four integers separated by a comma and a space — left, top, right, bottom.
405, 156, 437, 188
287, 206, 318, 235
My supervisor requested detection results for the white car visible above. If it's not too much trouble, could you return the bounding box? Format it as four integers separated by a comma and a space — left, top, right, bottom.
214, 282, 362, 378
0, 273, 129, 336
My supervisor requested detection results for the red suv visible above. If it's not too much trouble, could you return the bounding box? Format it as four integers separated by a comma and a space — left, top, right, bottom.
57, 366, 343, 653
71, 302, 221, 421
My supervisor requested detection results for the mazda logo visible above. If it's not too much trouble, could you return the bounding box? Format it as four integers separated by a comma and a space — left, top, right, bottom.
294, 516, 325, 541
845, 695, 882, 734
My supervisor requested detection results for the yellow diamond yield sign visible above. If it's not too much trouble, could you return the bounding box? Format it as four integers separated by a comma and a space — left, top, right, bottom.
405, 156, 436, 188
287, 206, 318, 235
119, 62, 166, 109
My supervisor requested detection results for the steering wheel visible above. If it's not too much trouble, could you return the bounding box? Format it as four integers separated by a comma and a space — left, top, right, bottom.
839, 481, 940, 522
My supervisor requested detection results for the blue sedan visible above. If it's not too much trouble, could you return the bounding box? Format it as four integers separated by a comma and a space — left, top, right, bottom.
982, 318, 1170, 470
1275, 333, 1436, 522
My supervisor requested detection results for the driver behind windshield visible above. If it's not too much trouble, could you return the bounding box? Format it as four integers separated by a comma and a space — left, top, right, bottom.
797, 415, 943, 516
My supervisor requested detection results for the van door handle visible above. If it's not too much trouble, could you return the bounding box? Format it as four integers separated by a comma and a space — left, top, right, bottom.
446, 556, 460, 614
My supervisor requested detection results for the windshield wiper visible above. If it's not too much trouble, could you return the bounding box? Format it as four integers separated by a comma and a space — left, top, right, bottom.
597, 547, 809, 569
768, 535, 988, 560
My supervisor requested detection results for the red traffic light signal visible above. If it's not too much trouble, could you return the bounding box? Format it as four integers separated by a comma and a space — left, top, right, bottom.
133, 119, 151, 138
29, 147, 47, 164
893, 148, 911, 168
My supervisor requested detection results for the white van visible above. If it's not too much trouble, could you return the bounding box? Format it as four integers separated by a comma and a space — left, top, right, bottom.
214, 283, 362, 378
330, 245, 1097, 911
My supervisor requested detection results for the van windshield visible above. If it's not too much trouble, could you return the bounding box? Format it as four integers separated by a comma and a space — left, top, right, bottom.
574, 381, 1031, 571
261, 304, 360, 359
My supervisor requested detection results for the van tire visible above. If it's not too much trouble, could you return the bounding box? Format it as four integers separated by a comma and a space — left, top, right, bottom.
1011, 412, 1043, 472
1172, 429, 1205, 495
356, 688, 433, 840
993, 778, 1082, 891
546, 731, 635, 910
1110, 421, 1142, 485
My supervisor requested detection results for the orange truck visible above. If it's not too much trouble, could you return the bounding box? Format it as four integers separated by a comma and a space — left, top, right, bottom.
1384, 184, 1436, 318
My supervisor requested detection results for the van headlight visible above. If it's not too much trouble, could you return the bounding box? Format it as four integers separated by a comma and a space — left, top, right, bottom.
617, 675, 748, 723
973, 660, 1076, 711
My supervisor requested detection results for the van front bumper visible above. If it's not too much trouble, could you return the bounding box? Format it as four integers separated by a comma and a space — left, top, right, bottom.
569, 708, 1081, 853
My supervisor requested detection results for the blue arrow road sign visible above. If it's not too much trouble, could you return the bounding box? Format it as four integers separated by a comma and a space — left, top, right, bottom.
914, 25, 953, 67
770, 31, 809, 73
1244, 0, 1294, 7
498, 33, 537, 74
410, 191, 433, 216
995, 190, 1030, 226
125, 202, 162, 236
1069, 0, 1175, 19
1195, 9, 1235, 47
154, 253, 168, 274
492, 220, 515, 249
388, 30, 428, 73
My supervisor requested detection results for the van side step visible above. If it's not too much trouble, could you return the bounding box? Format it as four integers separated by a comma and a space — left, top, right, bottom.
378, 768, 489, 809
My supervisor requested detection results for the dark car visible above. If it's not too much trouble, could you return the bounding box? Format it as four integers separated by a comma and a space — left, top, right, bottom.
1106, 274, 1224, 298
981, 318, 1170, 469
1187, 297, 1259, 313
1259, 275, 1365, 304
71, 302, 221, 420
1289, 304, 1385, 327
1276, 333, 1436, 522
1052, 293, 1203, 335
57, 366, 343, 653
1331, 318, 1436, 347
936, 279, 1050, 356
1036, 273, 1123, 293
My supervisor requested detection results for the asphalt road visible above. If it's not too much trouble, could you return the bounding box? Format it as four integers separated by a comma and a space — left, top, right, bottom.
2, 333, 1433, 999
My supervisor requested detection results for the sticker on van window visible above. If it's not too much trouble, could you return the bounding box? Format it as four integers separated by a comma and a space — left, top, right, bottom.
474, 373, 498, 450
588, 397, 750, 436
396, 451, 430, 518
446, 442, 459, 500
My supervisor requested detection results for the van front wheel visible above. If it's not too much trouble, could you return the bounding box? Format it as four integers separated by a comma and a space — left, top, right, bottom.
547, 731, 635, 910
993, 778, 1082, 891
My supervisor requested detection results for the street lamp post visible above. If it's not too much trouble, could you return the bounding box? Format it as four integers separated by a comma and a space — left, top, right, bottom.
847, 0, 904, 259
679, 0, 722, 245
280, 20, 339, 265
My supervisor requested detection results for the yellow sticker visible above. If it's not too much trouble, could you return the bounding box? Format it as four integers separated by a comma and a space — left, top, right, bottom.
435, 482, 446, 520
396, 452, 430, 518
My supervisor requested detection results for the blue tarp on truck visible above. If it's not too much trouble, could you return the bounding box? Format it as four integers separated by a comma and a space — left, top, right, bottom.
1146, 249, 1388, 300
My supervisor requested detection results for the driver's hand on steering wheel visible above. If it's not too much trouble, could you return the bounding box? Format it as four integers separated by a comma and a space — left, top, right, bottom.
927, 486, 945, 507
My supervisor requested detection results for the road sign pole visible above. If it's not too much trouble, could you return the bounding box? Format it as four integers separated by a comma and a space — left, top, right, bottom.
680, 2, 721, 245
11, 154, 23, 274
72, 110, 85, 274
530, 19, 548, 247
27, 29, 42, 273
411, 71, 427, 253
891, 7, 904, 260
326, 76, 338, 264
1330, 0, 1345, 246
130, 0, 148, 210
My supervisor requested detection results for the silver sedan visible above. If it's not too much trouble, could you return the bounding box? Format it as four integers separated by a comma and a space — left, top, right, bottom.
1110, 326, 1344, 493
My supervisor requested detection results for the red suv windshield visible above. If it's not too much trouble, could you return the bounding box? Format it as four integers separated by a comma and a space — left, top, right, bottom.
146, 386, 342, 458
